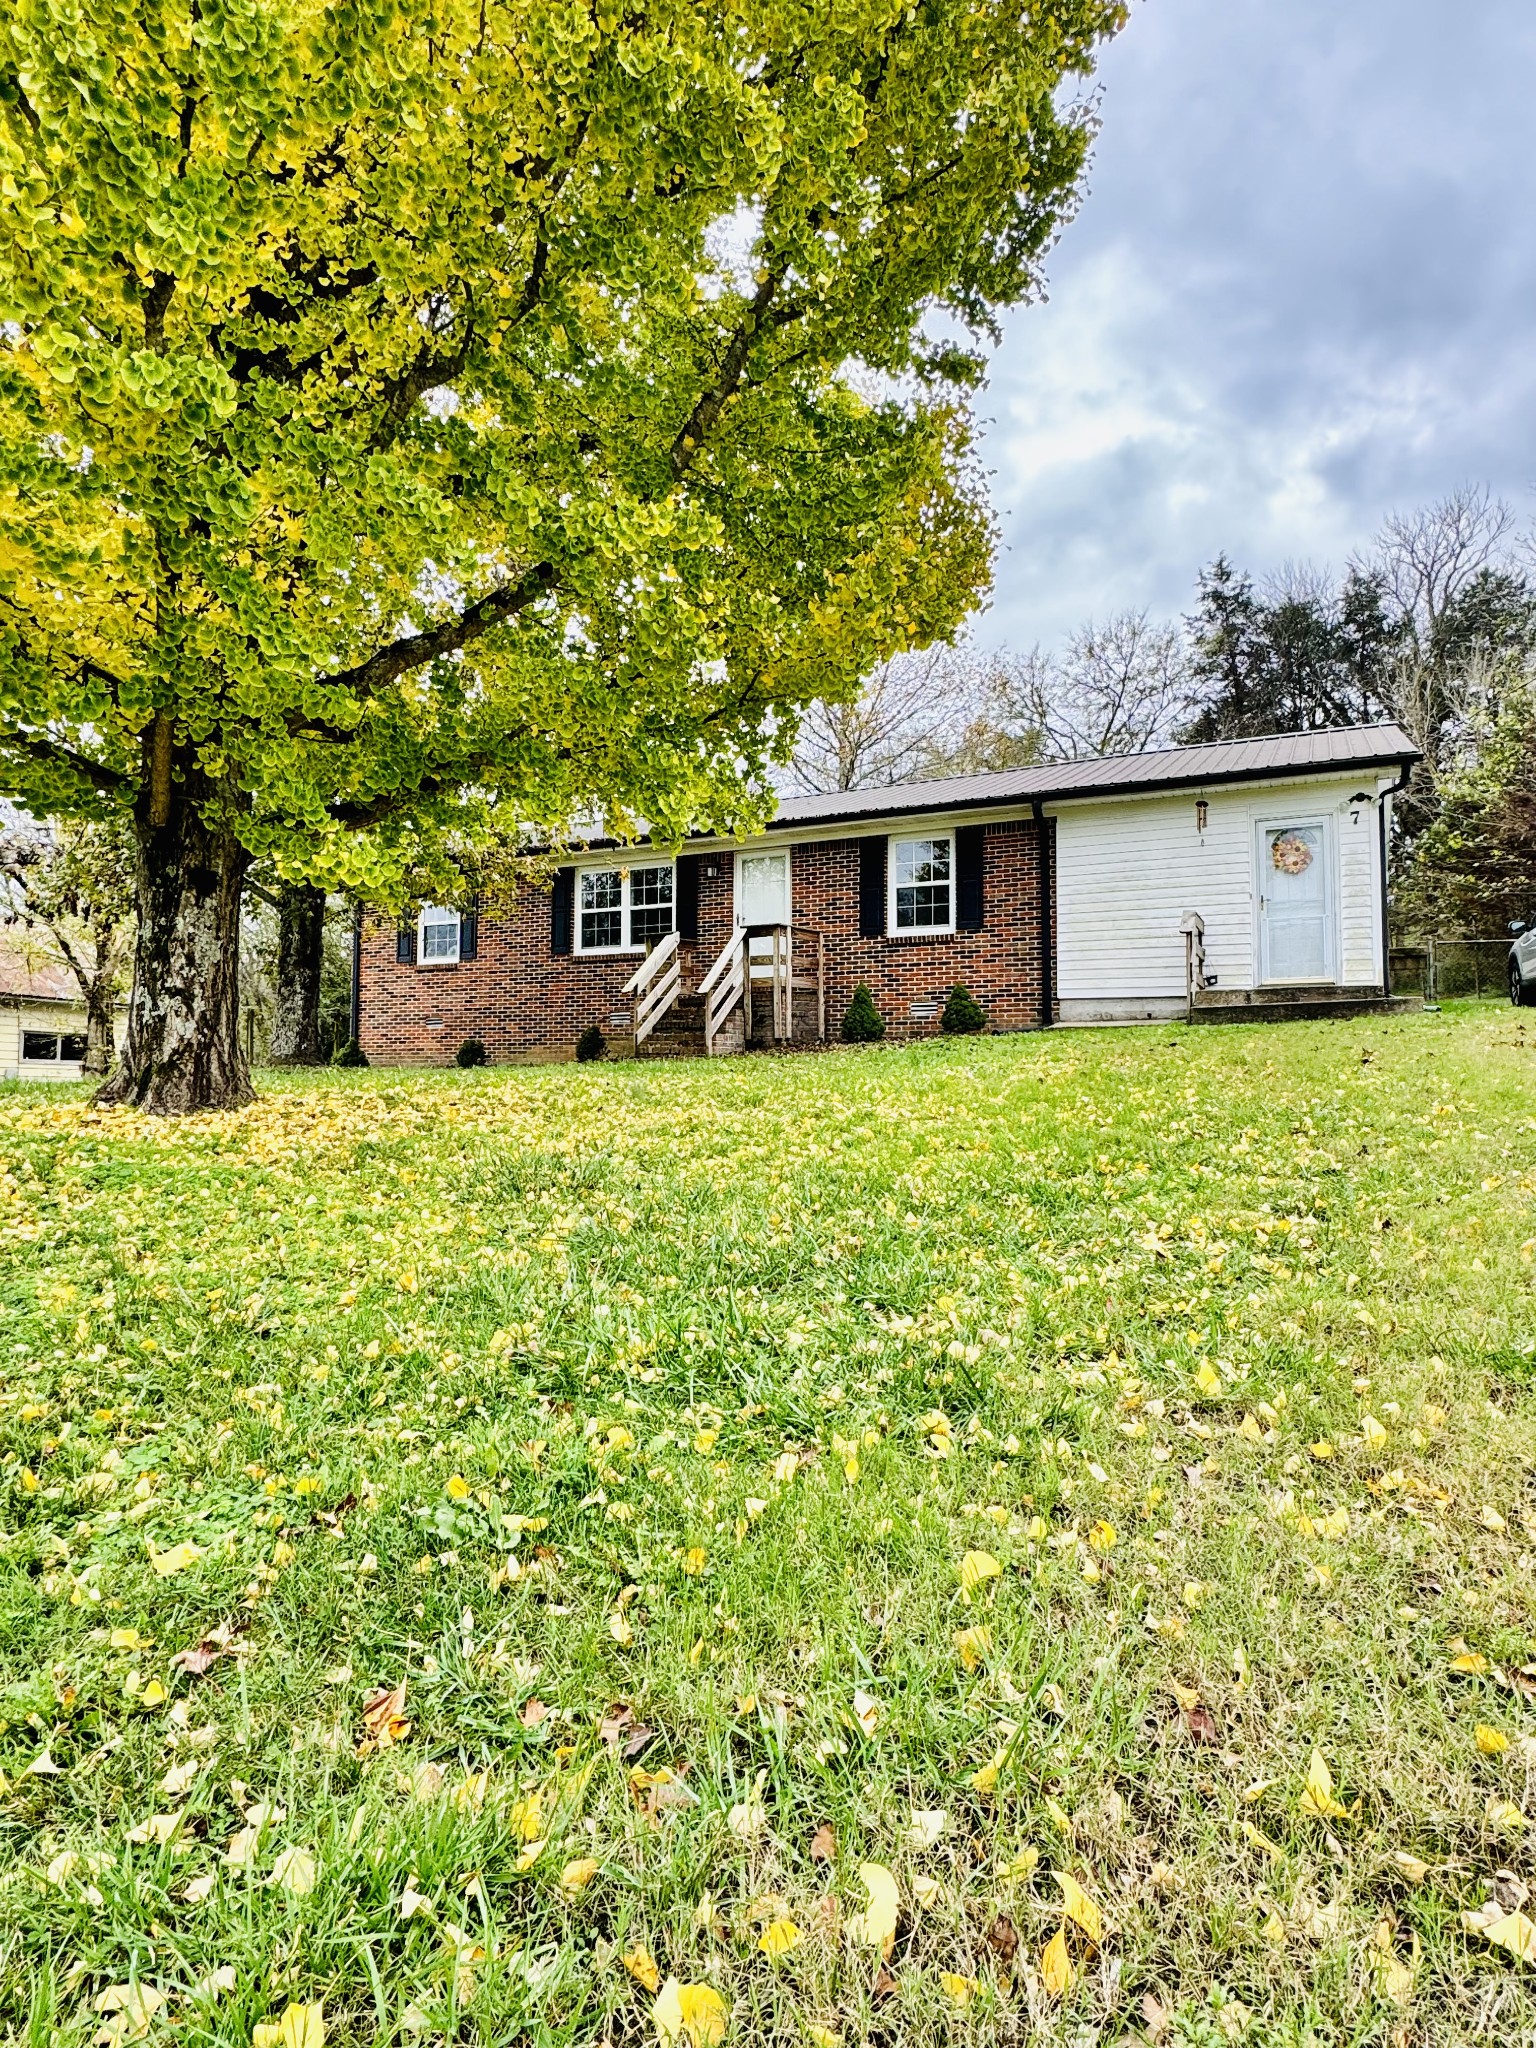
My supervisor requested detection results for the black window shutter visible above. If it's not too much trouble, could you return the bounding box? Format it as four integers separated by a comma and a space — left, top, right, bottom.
675, 854, 700, 943
459, 895, 479, 960
396, 920, 416, 964
858, 836, 887, 939
956, 825, 985, 931
551, 866, 575, 955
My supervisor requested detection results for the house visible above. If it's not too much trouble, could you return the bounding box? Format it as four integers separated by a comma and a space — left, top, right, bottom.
0, 934, 125, 1080
356, 722, 1421, 1064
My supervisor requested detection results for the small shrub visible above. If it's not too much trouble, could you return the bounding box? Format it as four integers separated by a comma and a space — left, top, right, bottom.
841, 983, 885, 1043
330, 1038, 369, 1068
575, 1024, 607, 1063
941, 983, 987, 1034
455, 1038, 487, 1069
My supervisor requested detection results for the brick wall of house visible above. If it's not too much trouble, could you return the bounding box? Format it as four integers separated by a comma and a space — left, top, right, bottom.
357, 861, 740, 1066
790, 819, 1046, 1039
357, 818, 1049, 1063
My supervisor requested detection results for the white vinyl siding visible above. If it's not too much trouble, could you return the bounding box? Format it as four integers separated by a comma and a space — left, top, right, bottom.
1051, 775, 1385, 1007
1, 1001, 124, 1081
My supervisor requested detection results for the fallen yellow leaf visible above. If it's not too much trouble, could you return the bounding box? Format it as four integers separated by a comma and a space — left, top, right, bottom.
624, 1946, 661, 1992
652, 1980, 728, 2048
252, 2004, 324, 2048
149, 1541, 203, 1577
1462, 1902, 1536, 1961
1040, 1924, 1074, 1997
846, 1862, 899, 1956
1297, 1749, 1349, 1822
940, 1973, 976, 2006
559, 1857, 599, 1894
851, 1688, 882, 1738
1055, 1869, 1104, 1942
959, 1549, 1002, 1598
270, 1847, 317, 1896
757, 1917, 800, 1958
954, 1625, 993, 1672
1476, 1725, 1511, 1756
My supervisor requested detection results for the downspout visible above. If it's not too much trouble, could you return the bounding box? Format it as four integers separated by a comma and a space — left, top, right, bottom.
350, 900, 363, 1046
1377, 763, 1412, 997
1032, 800, 1054, 1029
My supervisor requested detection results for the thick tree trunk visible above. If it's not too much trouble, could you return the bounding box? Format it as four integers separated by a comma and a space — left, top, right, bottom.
269, 882, 327, 1066
96, 801, 253, 1114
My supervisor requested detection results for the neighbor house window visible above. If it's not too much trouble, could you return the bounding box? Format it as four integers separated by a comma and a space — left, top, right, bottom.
891, 835, 953, 932
60, 1033, 87, 1061
22, 1030, 60, 1061
578, 863, 675, 952
419, 905, 461, 963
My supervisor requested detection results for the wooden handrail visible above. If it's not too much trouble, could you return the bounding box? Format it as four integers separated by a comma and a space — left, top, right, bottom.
622, 929, 680, 996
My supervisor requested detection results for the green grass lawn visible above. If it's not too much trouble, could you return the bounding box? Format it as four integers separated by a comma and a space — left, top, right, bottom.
2, 1006, 1535, 2048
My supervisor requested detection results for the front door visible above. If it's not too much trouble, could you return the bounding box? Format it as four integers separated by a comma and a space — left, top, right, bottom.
1257, 820, 1333, 983
737, 851, 791, 928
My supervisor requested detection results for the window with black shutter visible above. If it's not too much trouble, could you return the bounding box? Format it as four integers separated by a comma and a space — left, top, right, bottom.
858, 836, 887, 938
396, 922, 417, 964
459, 897, 479, 960
956, 825, 985, 931
551, 867, 575, 955
675, 854, 701, 944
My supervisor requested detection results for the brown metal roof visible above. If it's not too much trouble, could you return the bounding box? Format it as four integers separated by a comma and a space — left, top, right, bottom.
769, 722, 1420, 831
0, 933, 84, 1004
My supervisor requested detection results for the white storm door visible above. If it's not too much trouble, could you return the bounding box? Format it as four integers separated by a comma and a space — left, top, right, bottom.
737, 851, 791, 927
1257, 820, 1333, 983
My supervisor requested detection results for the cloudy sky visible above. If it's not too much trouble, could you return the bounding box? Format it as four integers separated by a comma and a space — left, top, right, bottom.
973, 0, 1536, 651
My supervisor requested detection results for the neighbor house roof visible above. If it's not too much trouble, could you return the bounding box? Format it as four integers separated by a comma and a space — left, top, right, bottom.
0, 932, 82, 1004
767, 721, 1421, 831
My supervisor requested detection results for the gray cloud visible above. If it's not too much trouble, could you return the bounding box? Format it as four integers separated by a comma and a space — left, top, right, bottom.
971, 0, 1536, 649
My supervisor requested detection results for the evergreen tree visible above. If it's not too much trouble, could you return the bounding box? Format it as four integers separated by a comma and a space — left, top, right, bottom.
940, 983, 986, 1033
841, 984, 885, 1043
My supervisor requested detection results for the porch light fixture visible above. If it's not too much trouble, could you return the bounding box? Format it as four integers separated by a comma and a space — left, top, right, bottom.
1349, 791, 1369, 823
1195, 799, 1208, 834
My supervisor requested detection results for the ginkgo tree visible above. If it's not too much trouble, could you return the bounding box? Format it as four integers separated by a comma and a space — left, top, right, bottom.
0, 0, 1125, 1111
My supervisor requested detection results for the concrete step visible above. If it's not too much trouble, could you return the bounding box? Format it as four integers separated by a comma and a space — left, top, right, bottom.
1193, 984, 1390, 1008
1190, 993, 1421, 1025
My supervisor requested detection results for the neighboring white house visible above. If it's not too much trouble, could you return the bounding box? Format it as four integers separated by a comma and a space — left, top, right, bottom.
0, 935, 127, 1080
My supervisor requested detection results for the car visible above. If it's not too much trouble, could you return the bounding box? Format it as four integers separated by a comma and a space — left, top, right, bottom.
1512, 921, 1536, 1006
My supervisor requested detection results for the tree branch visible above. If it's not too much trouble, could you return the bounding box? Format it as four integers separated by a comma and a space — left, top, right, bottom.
670, 271, 795, 480
0, 728, 133, 796
314, 559, 557, 701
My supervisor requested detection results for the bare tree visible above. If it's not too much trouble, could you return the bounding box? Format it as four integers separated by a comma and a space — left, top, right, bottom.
1367, 486, 1525, 820
1372, 485, 1516, 643
0, 815, 136, 1074
791, 647, 983, 792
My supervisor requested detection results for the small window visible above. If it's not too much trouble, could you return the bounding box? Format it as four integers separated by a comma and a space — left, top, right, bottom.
418, 905, 461, 963
891, 835, 953, 933
60, 1034, 88, 1062
577, 864, 675, 952
22, 1030, 60, 1062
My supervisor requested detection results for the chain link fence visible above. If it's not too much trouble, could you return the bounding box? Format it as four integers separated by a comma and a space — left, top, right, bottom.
1390, 938, 1515, 1001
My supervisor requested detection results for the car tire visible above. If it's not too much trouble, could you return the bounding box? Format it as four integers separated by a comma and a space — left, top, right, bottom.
1514, 960, 1536, 1008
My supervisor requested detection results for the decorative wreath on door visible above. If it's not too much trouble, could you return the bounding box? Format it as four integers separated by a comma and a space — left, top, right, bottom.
1270, 831, 1314, 876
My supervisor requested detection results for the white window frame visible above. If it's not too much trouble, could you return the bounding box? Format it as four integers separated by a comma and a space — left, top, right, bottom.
575, 861, 676, 955
418, 904, 462, 965
888, 833, 955, 936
